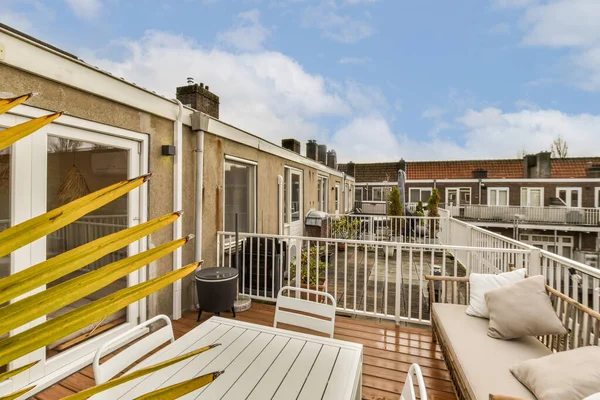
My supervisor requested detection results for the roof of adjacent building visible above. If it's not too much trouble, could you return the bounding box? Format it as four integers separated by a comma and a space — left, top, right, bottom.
338, 157, 600, 181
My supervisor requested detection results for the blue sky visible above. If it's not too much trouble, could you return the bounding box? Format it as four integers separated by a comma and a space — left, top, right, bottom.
2, 0, 600, 161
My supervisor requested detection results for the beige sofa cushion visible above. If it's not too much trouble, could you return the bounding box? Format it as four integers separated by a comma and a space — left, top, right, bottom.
485, 276, 567, 340
433, 303, 551, 400
510, 346, 600, 400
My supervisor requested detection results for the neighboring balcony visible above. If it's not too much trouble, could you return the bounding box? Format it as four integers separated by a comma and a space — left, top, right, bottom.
447, 204, 600, 227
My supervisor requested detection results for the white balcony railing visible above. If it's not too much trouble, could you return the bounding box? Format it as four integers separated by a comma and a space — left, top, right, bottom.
325, 214, 448, 246
217, 210, 600, 325
447, 204, 600, 226
216, 231, 536, 325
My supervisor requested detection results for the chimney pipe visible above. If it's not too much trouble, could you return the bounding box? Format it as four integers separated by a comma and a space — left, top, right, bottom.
187, 77, 194, 85
306, 140, 318, 161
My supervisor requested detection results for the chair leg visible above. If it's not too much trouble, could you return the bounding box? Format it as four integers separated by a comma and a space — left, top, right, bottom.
232, 307, 236, 318
197, 309, 202, 322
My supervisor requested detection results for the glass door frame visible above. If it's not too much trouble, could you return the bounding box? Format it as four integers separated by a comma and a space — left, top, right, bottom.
1, 106, 149, 389
283, 166, 303, 236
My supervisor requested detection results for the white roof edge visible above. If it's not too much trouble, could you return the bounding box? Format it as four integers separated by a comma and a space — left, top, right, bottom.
0, 27, 350, 178
205, 116, 350, 179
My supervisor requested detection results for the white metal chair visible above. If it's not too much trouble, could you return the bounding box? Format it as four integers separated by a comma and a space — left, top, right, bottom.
92, 314, 174, 384
400, 363, 428, 400
274, 286, 336, 338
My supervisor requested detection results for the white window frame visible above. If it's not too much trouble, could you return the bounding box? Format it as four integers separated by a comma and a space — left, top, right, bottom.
284, 166, 303, 225
223, 155, 258, 233
520, 187, 544, 207
445, 187, 471, 206
595, 188, 600, 208
488, 187, 510, 206
408, 187, 432, 203
317, 175, 328, 212
334, 183, 340, 215
556, 187, 582, 208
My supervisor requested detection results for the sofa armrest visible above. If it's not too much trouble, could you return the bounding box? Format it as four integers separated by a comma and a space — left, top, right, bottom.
425, 275, 469, 306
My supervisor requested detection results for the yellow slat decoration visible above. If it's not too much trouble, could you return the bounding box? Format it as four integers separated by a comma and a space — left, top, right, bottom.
0, 235, 193, 336
0, 210, 178, 306
0, 262, 199, 367
62, 344, 221, 400
134, 371, 223, 400
0, 112, 62, 151
0, 361, 38, 384
0, 173, 151, 260
0, 385, 35, 400
0, 93, 34, 115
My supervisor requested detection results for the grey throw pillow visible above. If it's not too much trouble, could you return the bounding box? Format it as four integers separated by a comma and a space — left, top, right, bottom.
511, 346, 600, 400
484, 275, 567, 340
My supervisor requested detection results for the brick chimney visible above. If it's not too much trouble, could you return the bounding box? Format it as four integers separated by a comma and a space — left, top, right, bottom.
523, 151, 552, 178
306, 140, 318, 161
346, 161, 356, 178
318, 144, 327, 165
327, 150, 337, 169
176, 78, 220, 118
282, 139, 301, 154
586, 163, 600, 178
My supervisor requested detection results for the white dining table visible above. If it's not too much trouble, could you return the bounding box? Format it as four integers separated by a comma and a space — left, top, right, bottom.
91, 316, 363, 400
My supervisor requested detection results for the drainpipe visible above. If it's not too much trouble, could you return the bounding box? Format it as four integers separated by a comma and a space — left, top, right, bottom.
172, 99, 184, 320
195, 130, 204, 262
190, 112, 209, 274
341, 172, 346, 213
278, 175, 283, 235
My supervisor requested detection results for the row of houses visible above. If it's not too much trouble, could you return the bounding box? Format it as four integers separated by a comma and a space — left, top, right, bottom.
338, 154, 600, 268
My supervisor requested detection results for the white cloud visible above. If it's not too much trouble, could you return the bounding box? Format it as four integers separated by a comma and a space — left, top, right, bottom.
64, 0, 102, 20
514, 99, 539, 110
85, 30, 357, 152
217, 9, 270, 52
304, 4, 374, 43
512, 0, 600, 91
457, 107, 599, 158
338, 57, 370, 64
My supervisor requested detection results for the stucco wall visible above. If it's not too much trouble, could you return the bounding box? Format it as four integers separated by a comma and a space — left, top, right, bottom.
0, 64, 180, 318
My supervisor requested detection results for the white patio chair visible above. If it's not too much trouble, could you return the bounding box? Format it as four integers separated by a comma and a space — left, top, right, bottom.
400, 363, 427, 400
92, 314, 174, 384
274, 286, 336, 338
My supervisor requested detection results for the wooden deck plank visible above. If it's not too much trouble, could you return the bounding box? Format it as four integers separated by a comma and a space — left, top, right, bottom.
35, 304, 456, 400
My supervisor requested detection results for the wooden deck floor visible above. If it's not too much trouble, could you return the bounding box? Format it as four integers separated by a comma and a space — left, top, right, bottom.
36, 303, 456, 400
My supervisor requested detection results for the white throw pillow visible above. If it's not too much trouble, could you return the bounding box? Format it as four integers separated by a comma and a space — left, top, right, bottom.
584, 394, 600, 400
465, 268, 526, 318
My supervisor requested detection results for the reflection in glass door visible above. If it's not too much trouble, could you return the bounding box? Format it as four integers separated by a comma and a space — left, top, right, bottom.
45, 137, 130, 358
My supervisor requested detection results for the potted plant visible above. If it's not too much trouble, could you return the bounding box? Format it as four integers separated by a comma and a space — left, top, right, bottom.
427, 188, 441, 237
415, 200, 425, 226
387, 186, 403, 241
290, 247, 327, 301
330, 216, 360, 251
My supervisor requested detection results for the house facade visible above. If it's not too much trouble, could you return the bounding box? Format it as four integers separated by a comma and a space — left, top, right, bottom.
338, 154, 600, 269
0, 24, 353, 390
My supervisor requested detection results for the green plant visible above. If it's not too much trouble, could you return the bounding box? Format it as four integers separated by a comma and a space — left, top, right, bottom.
387, 187, 402, 216
330, 216, 360, 240
427, 188, 441, 235
290, 247, 326, 286
0, 94, 220, 398
415, 200, 425, 226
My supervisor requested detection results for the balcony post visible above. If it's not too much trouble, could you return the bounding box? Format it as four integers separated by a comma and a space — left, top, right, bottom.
529, 247, 542, 276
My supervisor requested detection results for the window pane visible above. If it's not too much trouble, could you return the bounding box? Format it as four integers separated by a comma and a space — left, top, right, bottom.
562, 247, 571, 259
291, 172, 300, 222
571, 191, 579, 207
409, 189, 419, 203
530, 189, 542, 207
225, 160, 255, 232
558, 190, 567, 202
46, 137, 128, 357
421, 190, 432, 202
490, 190, 497, 205
0, 147, 10, 283
499, 190, 508, 205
